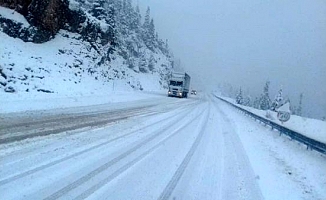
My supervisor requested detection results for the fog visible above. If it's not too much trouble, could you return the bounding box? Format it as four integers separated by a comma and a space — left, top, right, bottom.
138, 0, 326, 119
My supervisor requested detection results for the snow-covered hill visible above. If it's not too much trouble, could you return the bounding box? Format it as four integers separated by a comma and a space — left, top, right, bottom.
0, 0, 173, 105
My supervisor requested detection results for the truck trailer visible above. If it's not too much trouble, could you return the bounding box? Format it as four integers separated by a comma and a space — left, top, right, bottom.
168, 72, 191, 98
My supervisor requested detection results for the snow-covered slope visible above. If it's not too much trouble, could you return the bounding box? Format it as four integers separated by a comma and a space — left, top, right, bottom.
0, 4, 173, 108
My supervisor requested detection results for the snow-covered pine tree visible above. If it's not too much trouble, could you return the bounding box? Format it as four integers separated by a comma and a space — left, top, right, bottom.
115, 0, 129, 34
131, 4, 141, 33
148, 54, 155, 72
297, 93, 303, 116
253, 97, 260, 109
165, 39, 169, 53
271, 88, 283, 111
91, 0, 107, 20
122, 0, 135, 31
236, 87, 243, 104
149, 19, 156, 48
143, 7, 150, 31
259, 81, 271, 110
243, 95, 251, 106
142, 7, 153, 50
126, 57, 136, 70
139, 52, 148, 73
106, 1, 116, 46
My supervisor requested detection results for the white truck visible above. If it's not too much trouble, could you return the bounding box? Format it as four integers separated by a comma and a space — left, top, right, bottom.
168, 72, 191, 98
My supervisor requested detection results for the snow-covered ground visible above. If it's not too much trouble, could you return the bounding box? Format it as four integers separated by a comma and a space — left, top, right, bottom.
216, 95, 326, 144
0, 94, 325, 200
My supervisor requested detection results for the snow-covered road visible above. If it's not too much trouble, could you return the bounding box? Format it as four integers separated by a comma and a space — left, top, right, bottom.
0, 94, 325, 200
0, 96, 198, 144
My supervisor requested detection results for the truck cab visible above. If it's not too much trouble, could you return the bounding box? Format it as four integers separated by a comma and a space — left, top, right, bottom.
168, 72, 191, 98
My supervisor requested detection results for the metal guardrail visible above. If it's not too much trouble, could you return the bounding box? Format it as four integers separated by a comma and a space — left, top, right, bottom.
214, 95, 326, 155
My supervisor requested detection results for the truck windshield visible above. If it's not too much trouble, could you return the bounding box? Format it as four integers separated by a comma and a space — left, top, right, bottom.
170, 81, 183, 86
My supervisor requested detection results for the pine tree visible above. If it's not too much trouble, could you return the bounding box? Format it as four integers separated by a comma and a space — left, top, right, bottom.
271, 88, 283, 111
91, 1, 107, 20
253, 97, 260, 109
165, 39, 169, 52
297, 93, 303, 116
131, 4, 141, 32
236, 87, 243, 104
139, 52, 148, 73
106, 1, 116, 45
148, 54, 155, 72
123, 0, 134, 30
127, 57, 136, 69
149, 19, 156, 47
142, 7, 153, 50
143, 7, 151, 31
117, 0, 128, 35
259, 81, 271, 110
243, 95, 251, 106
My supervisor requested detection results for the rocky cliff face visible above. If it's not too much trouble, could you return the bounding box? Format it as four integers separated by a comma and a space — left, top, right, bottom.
0, 0, 111, 45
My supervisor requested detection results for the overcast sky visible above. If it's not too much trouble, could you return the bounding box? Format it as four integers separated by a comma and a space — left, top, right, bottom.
138, 0, 326, 119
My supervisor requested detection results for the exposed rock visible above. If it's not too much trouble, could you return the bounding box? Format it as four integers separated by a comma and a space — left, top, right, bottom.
27, 0, 70, 34
37, 89, 54, 93
0, 68, 7, 79
0, 0, 112, 45
18, 75, 28, 81
0, 81, 7, 86
4, 86, 15, 93
34, 76, 44, 79
0, 16, 53, 42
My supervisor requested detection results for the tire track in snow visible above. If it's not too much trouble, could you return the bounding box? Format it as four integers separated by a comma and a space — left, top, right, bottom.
0, 102, 200, 186
0, 99, 199, 144
0, 98, 196, 130
164, 99, 225, 200
158, 105, 210, 200
73, 107, 207, 200
0, 107, 153, 144
41, 103, 206, 200
212, 97, 264, 200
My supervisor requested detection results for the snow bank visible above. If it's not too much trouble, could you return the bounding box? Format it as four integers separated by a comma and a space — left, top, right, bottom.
0, 90, 166, 113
